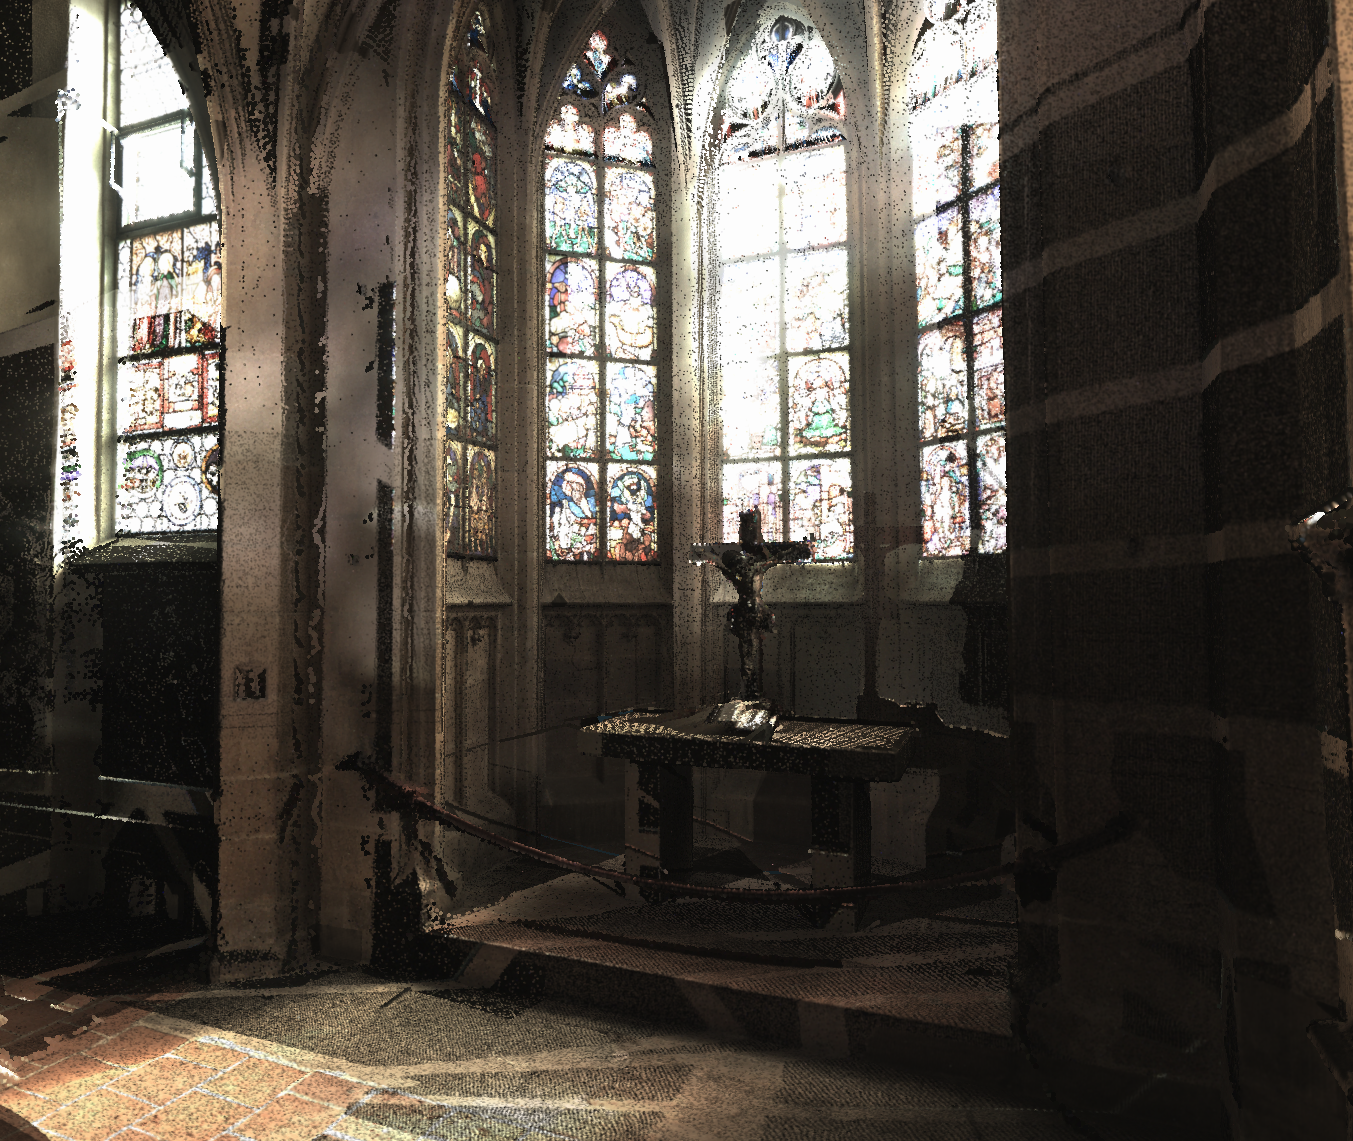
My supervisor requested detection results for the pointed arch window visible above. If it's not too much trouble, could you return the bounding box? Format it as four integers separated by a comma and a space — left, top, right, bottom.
112, 0, 221, 535
543, 32, 660, 562
910, 0, 1004, 555
714, 17, 852, 560
443, 8, 499, 558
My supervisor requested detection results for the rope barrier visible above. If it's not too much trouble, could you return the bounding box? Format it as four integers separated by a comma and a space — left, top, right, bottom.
346, 762, 1137, 905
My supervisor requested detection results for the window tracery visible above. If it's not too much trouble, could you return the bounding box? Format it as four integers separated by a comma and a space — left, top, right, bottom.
113, 0, 221, 536
443, 9, 500, 558
910, 0, 1004, 556
544, 31, 660, 563
715, 16, 852, 560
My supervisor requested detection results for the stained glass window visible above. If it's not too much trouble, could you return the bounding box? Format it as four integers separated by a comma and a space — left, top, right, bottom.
114, 2, 221, 535
444, 9, 500, 557
544, 31, 660, 561
911, 0, 1003, 556
716, 17, 851, 559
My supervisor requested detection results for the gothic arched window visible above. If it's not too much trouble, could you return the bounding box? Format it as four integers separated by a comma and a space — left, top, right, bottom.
113, 0, 221, 535
910, 0, 1003, 555
443, 8, 499, 558
543, 31, 660, 562
714, 16, 851, 560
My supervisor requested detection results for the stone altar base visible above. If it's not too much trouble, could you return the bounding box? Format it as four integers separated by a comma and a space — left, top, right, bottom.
414, 844, 1019, 1081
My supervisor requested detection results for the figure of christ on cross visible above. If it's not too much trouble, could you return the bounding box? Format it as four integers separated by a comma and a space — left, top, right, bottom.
691, 507, 814, 700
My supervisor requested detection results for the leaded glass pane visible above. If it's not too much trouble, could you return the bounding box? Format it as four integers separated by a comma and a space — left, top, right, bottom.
445, 327, 463, 439
445, 207, 466, 323
912, 124, 962, 215
546, 257, 599, 355
181, 223, 222, 344
974, 308, 1004, 428
789, 353, 849, 455
121, 120, 196, 225
469, 228, 496, 333
117, 430, 219, 533
604, 169, 655, 262
119, 359, 163, 433
608, 466, 657, 561
972, 123, 999, 188
468, 10, 488, 52
585, 33, 612, 79
468, 118, 496, 225
977, 432, 1006, 554
789, 457, 852, 556
606, 364, 657, 461
467, 66, 493, 121
546, 104, 596, 155
466, 447, 496, 555
548, 461, 601, 560
603, 113, 652, 165
916, 206, 964, 327
563, 64, 598, 98
719, 259, 778, 361
723, 462, 782, 544
445, 439, 463, 554
123, 229, 184, 353
787, 248, 848, 352
784, 148, 847, 250
721, 359, 780, 460
119, 1, 188, 126
969, 186, 1001, 310
717, 161, 779, 260
604, 74, 640, 113
921, 442, 969, 556
918, 324, 967, 439
465, 338, 495, 443
547, 361, 600, 458
546, 158, 597, 252
605, 263, 656, 360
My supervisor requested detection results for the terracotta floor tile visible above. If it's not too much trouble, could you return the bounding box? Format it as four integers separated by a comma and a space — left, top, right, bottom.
112, 1059, 217, 1107
53, 997, 96, 1014
0, 1005, 67, 1043
136, 1092, 251, 1141
167, 1045, 242, 1073
204, 1060, 303, 1109
90, 1029, 188, 1069
2, 985, 53, 1006
0, 1088, 52, 1120
39, 1089, 151, 1141
234, 1094, 343, 1141
21, 1055, 124, 1104
85, 1011, 149, 1039
287, 1074, 367, 1111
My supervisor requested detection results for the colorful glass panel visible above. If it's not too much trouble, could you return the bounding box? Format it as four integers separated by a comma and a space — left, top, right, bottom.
719, 259, 778, 361
547, 361, 600, 458
468, 67, 493, 121
181, 223, 222, 344
584, 32, 612, 78
162, 353, 208, 429
606, 363, 656, 461
445, 439, 463, 554
445, 327, 463, 439
563, 64, 597, 98
787, 249, 848, 352
916, 206, 964, 327
468, 119, 496, 226
783, 148, 847, 249
603, 113, 652, 165
117, 430, 219, 533
445, 96, 465, 202
608, 466, 657, 561
546, 257, 599, 355
546, 105, 596, 155
918, 323, 967, 439
604, 73, 639, 113
789, 457, 852, 559
912, 124, 963, 215
119, 359, 163, 433
969, 186, 1001, 310
444, 207, 466, 323
604, 169, 655, 262
722, 462, 782, 544
789, 354, 849, 454
972, 123, 999, 188
469, 229, 495, 333
921, 442, 969, 556
605, 264, 656, 361
467, 10, 488, 52
974, 308, 1004, 428
466, 447, 496, 556
721, 359, 780, 460
976, 432, 1006, 554
465, 339, 495, 443
545, 159, 598, 252
717, 160, 779, 260
548, 461, 600, 560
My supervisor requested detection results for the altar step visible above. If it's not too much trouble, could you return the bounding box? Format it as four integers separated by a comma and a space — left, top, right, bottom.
408, 854, 1019, 1080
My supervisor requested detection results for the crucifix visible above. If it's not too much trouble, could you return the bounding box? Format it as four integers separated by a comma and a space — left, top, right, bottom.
690, 507, 814, 701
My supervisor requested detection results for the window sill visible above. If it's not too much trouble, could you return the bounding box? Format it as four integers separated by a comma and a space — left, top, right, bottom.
68, 535, 219, 567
